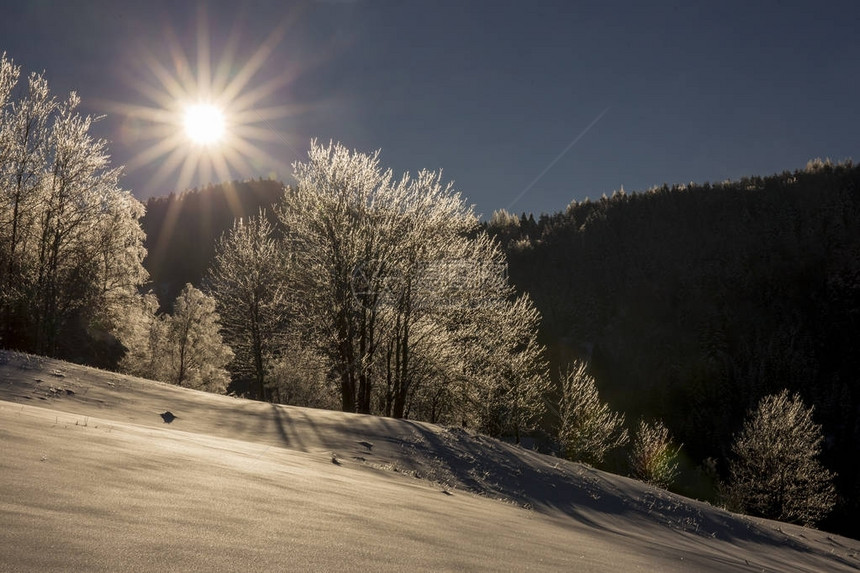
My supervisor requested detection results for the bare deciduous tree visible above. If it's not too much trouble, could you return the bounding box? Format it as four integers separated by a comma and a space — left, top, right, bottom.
276, 141, 396, 413
266, 348, 339, 409
275, 140, 549, 434
629, 418, 681, 488
558, 360, 628, 466
727, 389, 836, 527
207, 212, 288, 401
114, 292, 164, 379
115, 285, 232, 394
0, 53, 146, 357
454, 287, 549, 441
166, 284, 233, 393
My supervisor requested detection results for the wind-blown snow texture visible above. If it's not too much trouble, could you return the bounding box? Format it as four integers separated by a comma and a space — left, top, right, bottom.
1, 350, 858, 572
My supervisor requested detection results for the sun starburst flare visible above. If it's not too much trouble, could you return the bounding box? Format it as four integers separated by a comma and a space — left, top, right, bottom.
107, 7, 309, 196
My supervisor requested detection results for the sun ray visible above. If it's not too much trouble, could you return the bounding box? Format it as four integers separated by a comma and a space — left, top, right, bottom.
164, 28, 195, 96
109, 10, 315, 196
218, 23, 287, 106
150, 144, 196, 192
231, 101, 316, 124
229, 76, 301, 116
176, 147, 205, 193
124, 68, 179, 110
229, 137, 287, 173
196, 6, 212, 100
148, 188, 186, 273
232, 125, 295, 145
212, 26, 240, 97
102, 100, 174, 125
221, 144, 258, 176
149, 39, 191, 103
126, 132, 185, 171
211, 152, 235, 190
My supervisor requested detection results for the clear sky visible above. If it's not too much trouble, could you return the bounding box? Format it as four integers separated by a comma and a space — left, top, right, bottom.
2, 0, 858, 217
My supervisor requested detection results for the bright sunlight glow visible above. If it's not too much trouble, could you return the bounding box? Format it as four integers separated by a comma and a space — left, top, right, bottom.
184, 103, 225, 145
108, 7, 306, 196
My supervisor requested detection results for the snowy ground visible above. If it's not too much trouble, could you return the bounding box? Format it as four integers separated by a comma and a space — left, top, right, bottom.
1, 351, 858, 572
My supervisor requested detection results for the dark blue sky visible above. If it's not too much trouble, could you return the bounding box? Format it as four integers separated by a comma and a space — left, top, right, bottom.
2, 0, 858, 217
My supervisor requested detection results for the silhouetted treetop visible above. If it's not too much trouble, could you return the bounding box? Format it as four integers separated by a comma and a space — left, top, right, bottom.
140, 178, 285, 309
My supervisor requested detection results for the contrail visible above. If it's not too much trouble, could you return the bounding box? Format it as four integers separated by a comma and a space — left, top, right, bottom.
506, 106, 610, 211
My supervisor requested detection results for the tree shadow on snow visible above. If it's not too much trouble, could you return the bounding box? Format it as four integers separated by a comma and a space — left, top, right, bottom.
394, 420, 838, 563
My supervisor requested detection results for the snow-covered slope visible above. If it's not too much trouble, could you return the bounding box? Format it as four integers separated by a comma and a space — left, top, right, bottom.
1, 350, 858, 572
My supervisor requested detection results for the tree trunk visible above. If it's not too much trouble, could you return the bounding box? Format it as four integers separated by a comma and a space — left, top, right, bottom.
340, 370, 356, 412
356, 306, 376, 414
392, 290, 411, 419
384, 341, 394, 417
251, 314, 267, 401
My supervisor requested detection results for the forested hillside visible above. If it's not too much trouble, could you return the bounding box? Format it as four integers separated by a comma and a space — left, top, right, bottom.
141, 178, 284, 309
489, 160, 860, 535
70, 154, 860, 537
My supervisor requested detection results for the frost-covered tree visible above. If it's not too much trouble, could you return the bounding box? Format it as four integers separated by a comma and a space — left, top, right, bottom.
276, 141, 396, 413
266, 347, 339, 409
373, 168, 477, 419
727, 390, 836, 527
0, 53, 146, 357
455, 286, 550, 441
115, 286, 231, 393
206, 212, 288, 401
165, 284, 233, 392
629, 418, 681, 488
276, 140, 550, 426
114, 292, 165, 379
558, 360, 628, 466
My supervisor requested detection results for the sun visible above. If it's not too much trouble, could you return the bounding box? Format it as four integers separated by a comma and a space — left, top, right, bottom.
183, 103, 225, 145
107, 6, 311, 196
